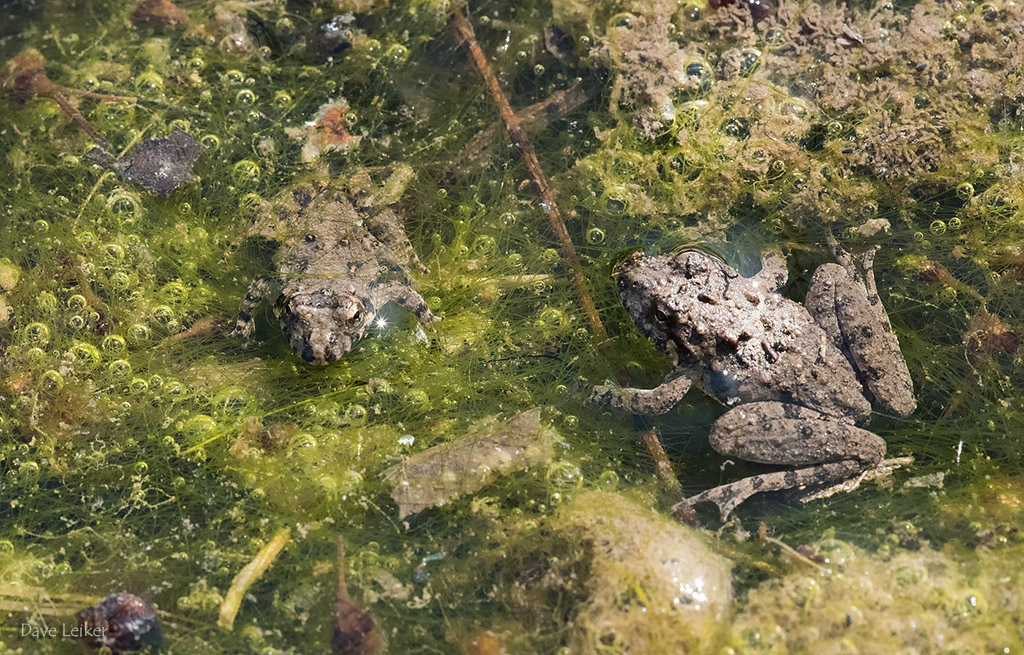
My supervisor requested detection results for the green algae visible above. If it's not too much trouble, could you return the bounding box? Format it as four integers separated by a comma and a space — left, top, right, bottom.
1, 0, 1023, 653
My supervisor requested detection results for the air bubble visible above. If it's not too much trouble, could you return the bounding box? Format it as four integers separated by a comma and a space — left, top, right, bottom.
39, 370, 64, 392
956, 182, 974, 200
546, 461, 583, 488
739, 49, 762, 76
33, 219, 49, 233
102, 334, 127, 353
24, 322, 50, 346
200, 134, 220, 151
71, 342, 101, 370
37, 291, 57, 312
153, 306, 175, 324
235, 89, 256, 105
610, 12, 637, 28
128, 324, 151, 342
586, 227, 606, 244
108, 359, 132, 378
533, 64, 545, 76
273, 91, 293, 108
104, 243, 125, 263
67, 294, 88, 311
929, 220, 947, 235
345, 404, 368, 425
68, 315, 85, 330
135, 70, 164, 92
108, 271, 131, 291
473, 235, 496, 254
232, 160, 261, 185
385, 44, 409, 65
225, 69, 244, 84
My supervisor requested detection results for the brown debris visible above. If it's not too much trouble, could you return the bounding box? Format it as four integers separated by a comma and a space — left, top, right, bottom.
3, 49, 136, 105
76, 593, 162, 654
451, 79, 600, 175
132, 0, 192, 30
964, 313, 1019, 364
332, 536, 384, 655
285, 100, 361, 162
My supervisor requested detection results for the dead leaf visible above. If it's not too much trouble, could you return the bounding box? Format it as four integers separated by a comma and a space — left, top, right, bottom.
86, 127, 204, 197
382, 407, 555, 519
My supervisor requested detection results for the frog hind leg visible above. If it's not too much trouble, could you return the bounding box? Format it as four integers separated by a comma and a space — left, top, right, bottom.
674, 401, 885, 519
805, 247, 916, 417
362, 207, 429, 274
673, 460, 866, 521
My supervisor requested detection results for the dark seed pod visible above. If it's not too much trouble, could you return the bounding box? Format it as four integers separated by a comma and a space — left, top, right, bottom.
76, 593, 162, 653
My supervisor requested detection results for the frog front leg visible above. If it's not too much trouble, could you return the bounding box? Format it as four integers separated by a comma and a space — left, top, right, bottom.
805, 244, 916, 416
590, 373, 694, 415
372, 281, 438, 326
675, 401, 885, 519
230, 278, 273, 344
751, 246, 788, 292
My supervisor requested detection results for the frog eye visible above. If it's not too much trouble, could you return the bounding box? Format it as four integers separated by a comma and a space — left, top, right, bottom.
654, 308, 669, 322
350, 308, 363, 325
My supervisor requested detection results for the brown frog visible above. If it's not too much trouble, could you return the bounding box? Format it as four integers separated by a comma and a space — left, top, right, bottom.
592, 241, 916, 518
231, 177, 437, 364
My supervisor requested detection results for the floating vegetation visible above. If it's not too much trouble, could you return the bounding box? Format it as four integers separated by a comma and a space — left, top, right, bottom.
1, 0, 1023, 652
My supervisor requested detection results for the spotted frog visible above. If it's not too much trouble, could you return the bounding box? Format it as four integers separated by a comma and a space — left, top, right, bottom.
592, 241, 916, 518
232, 176, 437, 364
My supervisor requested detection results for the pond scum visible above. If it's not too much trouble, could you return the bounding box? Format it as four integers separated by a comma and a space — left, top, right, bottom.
0, 0, 1023, 653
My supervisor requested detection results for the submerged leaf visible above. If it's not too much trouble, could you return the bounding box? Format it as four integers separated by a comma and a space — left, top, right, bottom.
86, 128, 204, 197
383, 407, 555, 519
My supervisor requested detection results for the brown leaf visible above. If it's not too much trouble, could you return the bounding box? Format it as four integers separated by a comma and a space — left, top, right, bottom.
86, 128, 204, 197
382, 408, 555, 519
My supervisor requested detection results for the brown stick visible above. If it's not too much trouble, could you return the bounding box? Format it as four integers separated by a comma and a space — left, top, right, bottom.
640, 427, 684, 504
451, 7, 686, 505
451, 7, 607, 344
52, 92, 110, 150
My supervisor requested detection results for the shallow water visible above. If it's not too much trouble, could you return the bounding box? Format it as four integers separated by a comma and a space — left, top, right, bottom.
1, 0, 1022, 653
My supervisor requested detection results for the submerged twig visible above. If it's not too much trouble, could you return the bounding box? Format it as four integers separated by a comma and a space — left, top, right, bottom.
450, 7, 606, 344
52, 92, 110, 150
640, 426, 684, 504
450, 8, 684, 506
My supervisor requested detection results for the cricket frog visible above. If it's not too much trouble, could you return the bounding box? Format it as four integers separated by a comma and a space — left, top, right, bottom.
232, 173, 437, 364
592, 241, 916, 518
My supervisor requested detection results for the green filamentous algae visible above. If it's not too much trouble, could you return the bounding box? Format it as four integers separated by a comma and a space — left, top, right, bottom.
1, 0, 1022, 653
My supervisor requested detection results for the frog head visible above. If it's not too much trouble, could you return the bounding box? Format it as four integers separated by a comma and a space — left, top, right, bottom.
274, 286, 372, 365
613, 249, 732, 362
